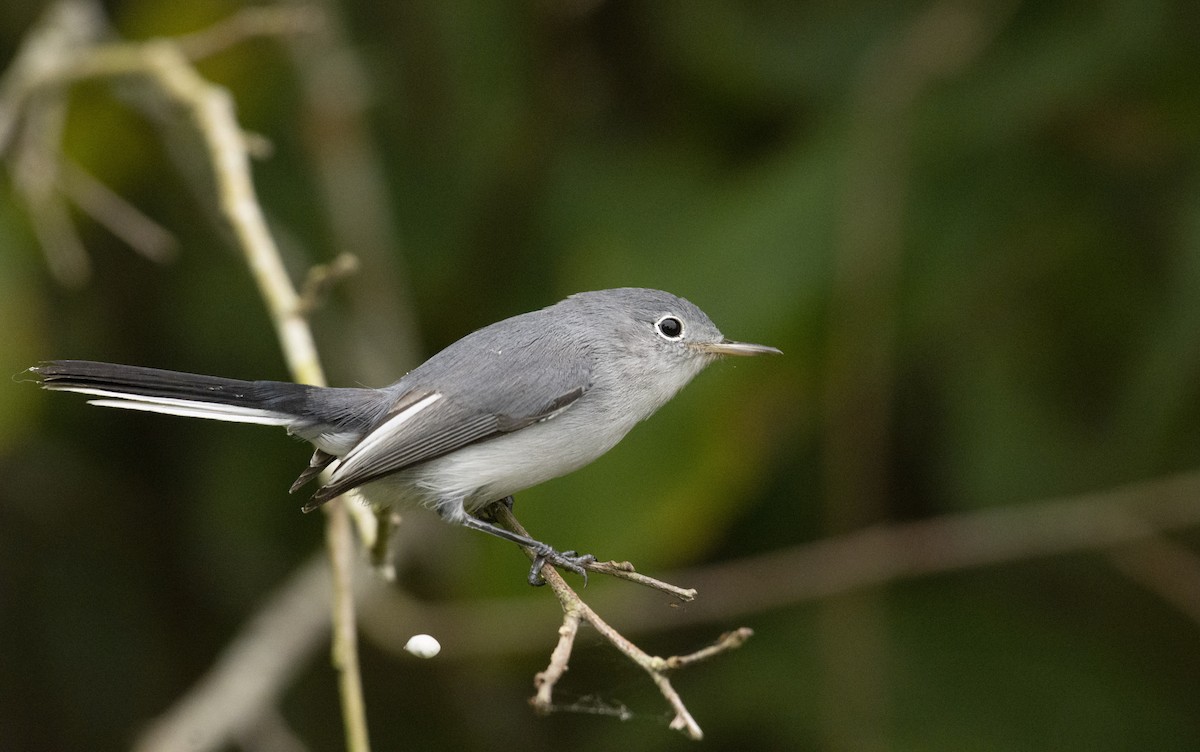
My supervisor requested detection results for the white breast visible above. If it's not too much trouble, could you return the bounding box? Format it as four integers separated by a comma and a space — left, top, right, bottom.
358, 397, 637, 521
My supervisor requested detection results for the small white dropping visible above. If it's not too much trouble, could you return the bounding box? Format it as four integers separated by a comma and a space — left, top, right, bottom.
404, 633, 441, 658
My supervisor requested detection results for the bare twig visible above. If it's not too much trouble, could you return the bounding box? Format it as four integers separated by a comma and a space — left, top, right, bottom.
491, 505, 741, 741
0, 1, 108, 156
533, 609, 582, 711
582, 559, 697, 602
174, 5, 324, 62
325, 494, 371, 752
59, 159, 178, 262
134, 29, 373, 752
297, 252, 361, 315
662, 627, 754, 670
111, 31, 373, 752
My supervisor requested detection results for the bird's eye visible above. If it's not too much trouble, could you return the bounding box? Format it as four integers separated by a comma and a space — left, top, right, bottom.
655, 315, 684, 340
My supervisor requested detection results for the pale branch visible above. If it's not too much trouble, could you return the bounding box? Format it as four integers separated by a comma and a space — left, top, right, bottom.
325, 494, 371, 752
490, 504, 746, 741
173, 5, 323, 62
0, 1, 107, 156
662, 627, 754, 670
533, 609, 582, 711
583, 559, 697, 602
112, 25, 373, 752
58, 158, 178, 262
650, 671, 702, 739
5, 4, 372, 751
298, 252, 362, 316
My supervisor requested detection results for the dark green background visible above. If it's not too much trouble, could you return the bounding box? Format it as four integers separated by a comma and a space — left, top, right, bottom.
3, 1, 1200, 750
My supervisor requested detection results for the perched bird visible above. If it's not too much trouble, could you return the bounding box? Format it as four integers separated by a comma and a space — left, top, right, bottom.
30, 288, 780, 583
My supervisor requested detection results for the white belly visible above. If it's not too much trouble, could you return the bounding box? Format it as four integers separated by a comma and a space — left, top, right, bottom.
360, 404, 639, 521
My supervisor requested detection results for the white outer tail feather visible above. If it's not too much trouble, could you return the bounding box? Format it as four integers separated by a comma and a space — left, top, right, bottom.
59, 386, 296, 427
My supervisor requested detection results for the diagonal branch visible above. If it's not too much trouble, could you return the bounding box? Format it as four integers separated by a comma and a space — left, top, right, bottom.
490, 504, 750, 741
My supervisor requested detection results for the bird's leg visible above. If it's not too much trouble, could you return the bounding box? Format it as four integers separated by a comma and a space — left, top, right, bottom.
477, 495, 515, 521
459, 502, 595, 586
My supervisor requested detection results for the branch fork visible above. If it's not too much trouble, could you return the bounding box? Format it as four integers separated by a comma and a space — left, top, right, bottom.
491, 504, 750, 741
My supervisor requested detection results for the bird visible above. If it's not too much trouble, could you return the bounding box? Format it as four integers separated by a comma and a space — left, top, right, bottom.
29, 288, 781, 584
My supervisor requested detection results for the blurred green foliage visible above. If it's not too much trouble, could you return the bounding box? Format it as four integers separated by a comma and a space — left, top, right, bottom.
3, 0, 1200, 750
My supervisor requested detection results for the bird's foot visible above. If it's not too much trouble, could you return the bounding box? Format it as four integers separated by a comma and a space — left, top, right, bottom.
529, 547, 596, 587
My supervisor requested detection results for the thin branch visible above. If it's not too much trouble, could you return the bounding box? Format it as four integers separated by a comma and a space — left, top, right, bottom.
533, 609, 582, 712
58, 158, 178, 262
325, 494, 371, 752
491, 505, 740, 741
174, 5, 324, 62
297, 252, 361, 316
582, 559, 697, 602
0, 1, 109, 156
136, 30, 373, 752
112, 33, 373, 752
4, 4, 372, 750
662, 627, 754, 670
649, 671, 702, 738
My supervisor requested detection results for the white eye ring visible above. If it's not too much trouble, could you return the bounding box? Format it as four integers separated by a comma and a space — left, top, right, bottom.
654, 315, 685, 341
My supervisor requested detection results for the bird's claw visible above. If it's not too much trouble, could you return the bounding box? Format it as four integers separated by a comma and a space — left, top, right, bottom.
528, 548, 596, 586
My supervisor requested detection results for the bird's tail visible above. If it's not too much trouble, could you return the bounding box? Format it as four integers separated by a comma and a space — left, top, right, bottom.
29, 360, 316, 427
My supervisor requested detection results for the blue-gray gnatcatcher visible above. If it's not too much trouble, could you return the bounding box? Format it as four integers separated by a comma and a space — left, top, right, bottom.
30, 288, 780, 583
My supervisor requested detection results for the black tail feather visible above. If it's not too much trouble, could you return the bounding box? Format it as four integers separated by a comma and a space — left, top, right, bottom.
32, 360, 311, 412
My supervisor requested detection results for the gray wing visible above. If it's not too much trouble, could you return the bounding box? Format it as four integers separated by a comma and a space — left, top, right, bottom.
306, 310, 591, 508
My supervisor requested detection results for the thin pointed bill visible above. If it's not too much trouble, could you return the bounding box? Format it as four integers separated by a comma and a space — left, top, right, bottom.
693, 339, 783, 357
